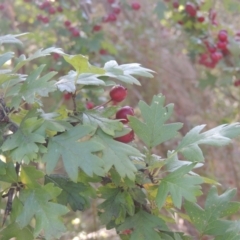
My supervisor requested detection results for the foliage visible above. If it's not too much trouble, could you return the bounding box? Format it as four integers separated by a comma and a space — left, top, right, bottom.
0, 33, 240, 240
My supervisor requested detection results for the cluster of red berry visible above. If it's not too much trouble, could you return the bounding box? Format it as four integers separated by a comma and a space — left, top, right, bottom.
63, 20, 80, 38
102, 0, 141, 23
94, 1, 141, 55
166, 1, 207, 24
165, 1, 240, 87
110, 85, 135, 143
198, 30, 228, 69
37, 0, 63, 25
64, 85, 135, 143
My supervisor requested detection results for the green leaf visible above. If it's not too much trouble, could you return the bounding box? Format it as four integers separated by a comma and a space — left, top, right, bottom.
165, 151, 203, 173
118, 210, 169, 240
177, 123, 240, 161
43, 125, 105, 181
63, 54, 106, 75
215, 232, 240, 240
159, 232, 191, 240
129, 187, 147, 205
0, 161, 18, 183
1, 118, 46, 163
14, 47, 64, 72
10, 65, 57, 107
34, 112, 72, 137
0, 159, 6, 176
0, 73, 25, 89
20, 165, 44, 188
99, 186, 135, 225
0, 33, 27, 45
0, 223, 34, 240
156, 163, 203, 209
178, 123, 240, 149
56, 70, 106, 93
129, 95, 183, 148
0, 52, 14, 68
83, 111, 123, 136
45, 174, 96, 211
154, 1, 167, 20
104, 61, 154, 85
179, 144, 204, 162
16, 183, 69, 239
93, 129, 141, 180
184, 186, 240, 236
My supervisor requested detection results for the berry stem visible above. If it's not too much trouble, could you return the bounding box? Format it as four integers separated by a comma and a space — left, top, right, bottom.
72, 91, 77, 114
93, 99, 112, 110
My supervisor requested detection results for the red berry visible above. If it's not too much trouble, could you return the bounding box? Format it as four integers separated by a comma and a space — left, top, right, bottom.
218, 30, 228, 42
53, 53, 61, 60
215, 52, 223, 61
64, 20, 71, 27
234, 80, 240, 87
86, 101, 94, 109
93, 25, 102, 32
114, 129, 134, 143
185, 2, 197, 17
210, 52, 222, 63
48, 7, 56, 14
107, 13, 117, 22
122, 229, 132, 235
217, 41, 227, 50
110, 85, 127, 102
99, 49, 108, 55
173, 1, 179, 9
40, 1, 51, 9
207, 45, 216, 53
57, 6, 63, 12
107, 0, 115, 3
0, 4, 5, 10
199, 53, 208, 61
42, 16, 49, 24
113, 7, 121, 14
116, 106, 134, 123
131, 2, 141, 10
71, 28, 80, 37
197, 16, 204, 22
63, 93, 72, 100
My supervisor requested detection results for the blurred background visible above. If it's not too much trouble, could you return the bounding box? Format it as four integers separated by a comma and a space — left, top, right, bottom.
1, 0, 240, 239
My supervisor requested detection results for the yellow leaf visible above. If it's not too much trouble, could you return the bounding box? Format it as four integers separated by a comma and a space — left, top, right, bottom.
63, 54, 106, 75
165, 195, 174, 209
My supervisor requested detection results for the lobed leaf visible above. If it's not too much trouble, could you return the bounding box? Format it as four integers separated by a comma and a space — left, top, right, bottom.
184, 186, 240, 236
93, 129, 141, 180
129, 94, 182, 148
104, 60, 154, 85
156, 163, 203, 209
177, 123, 240, 162
43, 125, 105, 181
16, 183, 69, 239
63, 54, 105, 75
118, 210, 169, 240
83, 111, 123, 136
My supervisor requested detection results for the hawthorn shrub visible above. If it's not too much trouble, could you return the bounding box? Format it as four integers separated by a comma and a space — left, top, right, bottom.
1, 34, 240, 240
